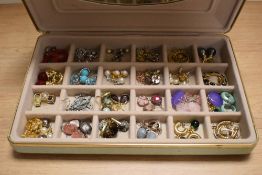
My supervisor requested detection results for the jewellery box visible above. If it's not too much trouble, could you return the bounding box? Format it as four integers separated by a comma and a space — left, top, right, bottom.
8, 0, 258, 155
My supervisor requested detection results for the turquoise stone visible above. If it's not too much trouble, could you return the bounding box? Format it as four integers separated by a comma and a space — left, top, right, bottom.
80, 76, 87, 84
80, 68, 90, 77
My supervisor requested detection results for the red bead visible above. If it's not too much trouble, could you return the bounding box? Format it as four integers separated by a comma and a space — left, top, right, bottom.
42, 47, 68, 63
37, 72, 48, 81
35, 80, 46, 85
151, 95, 162, 106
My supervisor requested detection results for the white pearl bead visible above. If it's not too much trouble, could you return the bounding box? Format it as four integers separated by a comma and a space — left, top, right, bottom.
121, 70, 128, 77
117, 77, 125, 85
113, 70, 120, 76
104, 70, 111, 77
173, 79, 180, 85
106, 49, 112, 54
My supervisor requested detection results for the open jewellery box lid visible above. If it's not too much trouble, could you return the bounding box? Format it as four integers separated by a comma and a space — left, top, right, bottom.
23, 0, 245, 34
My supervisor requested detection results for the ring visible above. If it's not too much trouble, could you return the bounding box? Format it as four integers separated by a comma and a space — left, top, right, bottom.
221, 92, 235, 105
220, 103, 237, 112
213, 121, 240, 139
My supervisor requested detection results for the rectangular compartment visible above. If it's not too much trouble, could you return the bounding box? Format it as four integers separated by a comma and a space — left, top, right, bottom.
135, 89, 167, 112
61, 89, 97, 111
201, 65, 235, 86
31, 89, 61, 112
168, 65, 200, 85
58, 115, 93, 139
97, 115, 131, 139
135, 115, 169, 140
210, 115, 250, 139
173, 115, 207, 139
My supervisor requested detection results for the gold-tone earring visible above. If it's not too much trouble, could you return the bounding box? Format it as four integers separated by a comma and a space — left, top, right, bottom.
168, 49, 190, 63
174, 121, 201, 139
33, 93, 42, 107
212, 121, 240, 139
174, 122, 189, 137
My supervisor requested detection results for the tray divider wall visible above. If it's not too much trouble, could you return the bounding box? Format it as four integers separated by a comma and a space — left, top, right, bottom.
162, 44, 168, 63
131, 44, 136, 62
130, 115, 136, 139
67, 43, 76, 63
193, 44, 200, 63
167, 115, 175, 139
53, 115, 63, 138
204, 116, 213, 139
99, 44, 106, 62
200, 89, 209, 112
91, 115, 99, 139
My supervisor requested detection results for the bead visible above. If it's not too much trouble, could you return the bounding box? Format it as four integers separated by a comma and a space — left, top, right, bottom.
79, 121, 92, 135
103, 97, 112, 106
207, 91, 223, 107
112, 70, 120, 77
35, 80, 46, 85
62, 123, 78, 135
42, 119, 50, 128
43, 46, 68, 63
38, 72, 48, 82
137, 127, 147, 138
221, 103, 237, 112
70, 73, 80, 85
146, 131, 157, 139
120, 70, 129, 78
86, 77, 96, 85
111, 118, 129, 132
79, 76, 88, 84
207, 47, 216, 57
171, 90, 185, 106
143, 103, 155, 111
71, 130, 85, 138
69, 120, 80, 128
107, 49, 112, 54
221, 92, 235, 105
151, 95, 162, 106
118, 120, 129, 132
80, 68, 90, 77
120, 94, 130, 104
198, 47, 207, 62
104, 70, 111, 78
99, 119, 118, 138
110, 94, 119, 103
187, 102, 201, 112
117, 77, 125, 85
190, 120, 200, 130
103, 107, 111, 112
137, 96, 149, 107
38, 134, 47, 138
